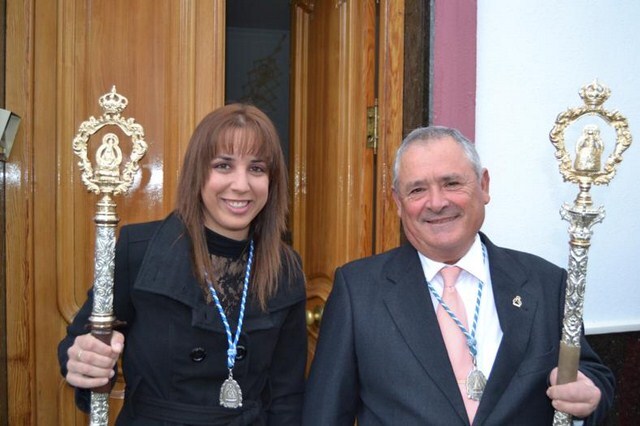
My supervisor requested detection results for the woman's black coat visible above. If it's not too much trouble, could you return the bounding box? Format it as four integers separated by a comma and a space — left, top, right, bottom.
58, 213, 307, 425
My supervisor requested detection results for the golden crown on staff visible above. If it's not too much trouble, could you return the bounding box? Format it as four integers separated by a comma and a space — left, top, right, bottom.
72, 86, 148, 426
549, 80, 631, 425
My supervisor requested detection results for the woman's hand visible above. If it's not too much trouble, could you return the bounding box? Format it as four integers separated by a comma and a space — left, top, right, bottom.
65, 331, 125, 389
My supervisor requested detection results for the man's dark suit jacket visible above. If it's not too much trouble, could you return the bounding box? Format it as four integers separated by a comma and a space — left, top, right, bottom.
302, 233, 614, 426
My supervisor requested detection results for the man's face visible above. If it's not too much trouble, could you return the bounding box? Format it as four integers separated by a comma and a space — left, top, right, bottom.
392, 137, 490, 263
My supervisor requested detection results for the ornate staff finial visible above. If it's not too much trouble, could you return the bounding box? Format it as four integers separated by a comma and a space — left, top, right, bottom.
549, 80, 632, 207
72, 86, 147, 197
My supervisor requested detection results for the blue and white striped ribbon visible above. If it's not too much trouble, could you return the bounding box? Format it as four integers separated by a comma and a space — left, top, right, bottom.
426, 244, 486, 361
207, 240, 254, 370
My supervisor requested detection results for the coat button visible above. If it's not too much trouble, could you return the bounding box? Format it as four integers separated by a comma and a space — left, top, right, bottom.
235, 345, 247, 361
190, 347, 206, 362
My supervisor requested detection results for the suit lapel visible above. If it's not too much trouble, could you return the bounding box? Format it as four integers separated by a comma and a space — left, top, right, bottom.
473, 235, 538, 424
382, 244, 470, 424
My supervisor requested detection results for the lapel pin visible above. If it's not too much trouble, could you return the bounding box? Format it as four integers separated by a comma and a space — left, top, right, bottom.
512, 296, 522, 308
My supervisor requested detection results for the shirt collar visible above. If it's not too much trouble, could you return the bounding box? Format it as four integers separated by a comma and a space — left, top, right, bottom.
418, 234, 486, 283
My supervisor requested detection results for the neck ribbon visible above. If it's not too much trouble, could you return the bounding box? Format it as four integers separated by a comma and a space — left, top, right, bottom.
207, 239, 254, 370
426, 244, 486, 362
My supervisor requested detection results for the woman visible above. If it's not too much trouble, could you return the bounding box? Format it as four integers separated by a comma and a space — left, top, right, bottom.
58, 104, 307, 425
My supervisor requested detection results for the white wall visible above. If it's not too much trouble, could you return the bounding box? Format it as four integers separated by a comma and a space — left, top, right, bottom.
475, 1, 640, 334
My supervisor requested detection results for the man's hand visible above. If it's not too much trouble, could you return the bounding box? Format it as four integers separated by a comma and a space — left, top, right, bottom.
547, 367, 601, 419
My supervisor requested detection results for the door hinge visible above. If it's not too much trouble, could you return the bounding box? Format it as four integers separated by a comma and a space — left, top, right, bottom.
367, 98, 379, 153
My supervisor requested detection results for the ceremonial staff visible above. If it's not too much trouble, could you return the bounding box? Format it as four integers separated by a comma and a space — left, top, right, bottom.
72, 87, 148, 425
549, 81, 631, 425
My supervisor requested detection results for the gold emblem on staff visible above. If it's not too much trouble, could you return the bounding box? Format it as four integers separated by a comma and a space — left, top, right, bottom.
72, 86, 148, 197
549, 80, 631, 189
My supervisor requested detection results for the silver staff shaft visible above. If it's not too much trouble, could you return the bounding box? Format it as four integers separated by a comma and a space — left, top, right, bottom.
89, 196, 119, 426
553, 201, 604, 426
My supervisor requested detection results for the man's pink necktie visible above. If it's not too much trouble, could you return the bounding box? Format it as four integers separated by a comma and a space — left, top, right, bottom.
436, 266, 478, 423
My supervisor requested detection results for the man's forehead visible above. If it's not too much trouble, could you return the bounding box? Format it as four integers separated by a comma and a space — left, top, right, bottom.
400, 171, 469, 187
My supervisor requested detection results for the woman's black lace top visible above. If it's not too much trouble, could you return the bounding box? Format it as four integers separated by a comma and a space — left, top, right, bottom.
204, 227, 252, 318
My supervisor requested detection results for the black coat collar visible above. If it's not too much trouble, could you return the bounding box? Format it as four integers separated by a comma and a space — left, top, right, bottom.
132, 214, 304, 333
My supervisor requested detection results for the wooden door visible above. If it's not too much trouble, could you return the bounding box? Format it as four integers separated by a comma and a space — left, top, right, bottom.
4, 0, 403, 422
290, 0, 404, 368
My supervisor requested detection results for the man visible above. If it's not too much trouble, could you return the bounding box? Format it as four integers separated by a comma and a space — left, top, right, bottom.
302, 126, 614, 425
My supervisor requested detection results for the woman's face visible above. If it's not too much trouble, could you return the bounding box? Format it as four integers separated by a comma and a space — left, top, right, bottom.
201, 151, 269, 240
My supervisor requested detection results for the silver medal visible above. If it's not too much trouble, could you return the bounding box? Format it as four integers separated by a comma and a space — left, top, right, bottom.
466, 367, 487, 401
220, 372, 243, 408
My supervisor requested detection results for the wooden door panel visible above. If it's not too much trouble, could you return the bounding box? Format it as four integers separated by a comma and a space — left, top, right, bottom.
291, 0, 377, 367
6, 0, 224, 423
55, 2, 224, 422
375, 0, 405, 253
55, 1, 223, 422
291, 0, 404, 369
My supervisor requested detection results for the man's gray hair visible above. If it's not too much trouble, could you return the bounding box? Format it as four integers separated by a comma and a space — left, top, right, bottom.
392, 126, 483, 190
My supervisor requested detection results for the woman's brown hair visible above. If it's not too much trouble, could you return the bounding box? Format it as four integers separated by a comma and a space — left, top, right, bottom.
175, 103, 298, 309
